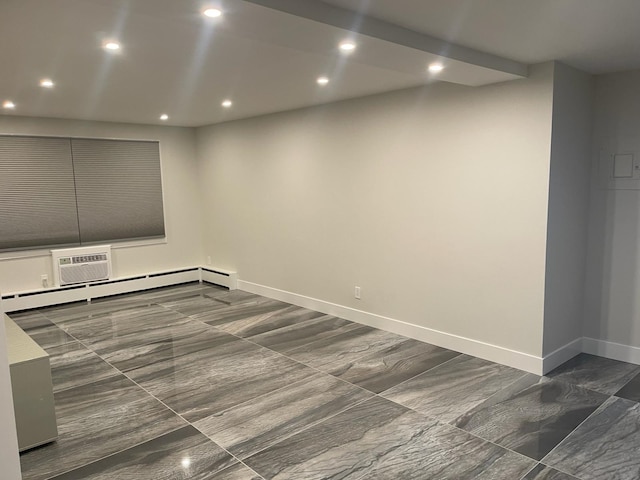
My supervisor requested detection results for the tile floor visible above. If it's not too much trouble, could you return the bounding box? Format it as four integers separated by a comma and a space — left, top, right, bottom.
9, 283, 640, 479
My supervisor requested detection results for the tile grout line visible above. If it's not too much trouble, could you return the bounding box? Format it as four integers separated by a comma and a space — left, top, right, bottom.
185, 308, 542, 471
41, 292, 543, 477
536, 394, 616, 477
32, 287, 607, 480
38, 294, 261, 480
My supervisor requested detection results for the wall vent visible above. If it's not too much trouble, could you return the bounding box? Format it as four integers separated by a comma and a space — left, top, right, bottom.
51, 245, 112, 286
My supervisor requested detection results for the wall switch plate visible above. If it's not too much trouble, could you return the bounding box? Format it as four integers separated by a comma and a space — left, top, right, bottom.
40, 275, 48, 288
355, 286, 361, 299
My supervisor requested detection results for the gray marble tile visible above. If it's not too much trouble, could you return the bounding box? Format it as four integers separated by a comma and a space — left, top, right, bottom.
206, 290, 264, 306
546, 353, 640, 395
382, 354, 526, 422
100, 326, 241, 373
9, 310, 75, 349
159, 295, 227, 316
212, 463, 264, 480
20, 375, 186, 480
194, 373, 373, 459
240, 314, 356, 354
42, 298, 153, 323
285, 324, 408, 371
47, 426, 236, 479
455, 375, 608, 460
53, 304, 189, 338
200, 302, 320, 338
129, 342, 315, 422
356, 422, 535, 480
328, 339, 460, 393
544, 396, 640, 480
7, 310, 51, 330
244, 396, 534, 480
27, 324, 76, 350
615, 371, 640, 402
125, 282, 226, 302
522, 464, 580, 480
47, 341, 120, 392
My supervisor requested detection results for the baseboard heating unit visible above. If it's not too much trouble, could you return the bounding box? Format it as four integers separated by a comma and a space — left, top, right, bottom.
1, 266, 237, 313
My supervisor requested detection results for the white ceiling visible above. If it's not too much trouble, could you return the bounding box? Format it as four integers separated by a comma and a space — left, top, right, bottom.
0, 0, 638, 127
321, 0, 640, 74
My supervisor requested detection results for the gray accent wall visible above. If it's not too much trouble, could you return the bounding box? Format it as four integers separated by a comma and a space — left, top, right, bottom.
585, 70, 640, 348
542, 63, 594, 356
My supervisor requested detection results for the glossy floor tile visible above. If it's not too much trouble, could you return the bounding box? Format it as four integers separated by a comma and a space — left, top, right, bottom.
455, 375, 608, 460
544, 396, 640, 480
243, 396, 534, 480
523, 465, 581, 479
208, 303, 323, 339
47, 341, 120, 392
20, 375, 186, 480
194, 373, 372, 459
47, 426, 239, 479
545, 353, 640, 395
128, 342, 315, 422
247, 314, 356, 354
614, 371, 640, 402
382, 354, 526, 422
326, 338, 460, 393
12, 283, 640, 480
285, 324, 408, 372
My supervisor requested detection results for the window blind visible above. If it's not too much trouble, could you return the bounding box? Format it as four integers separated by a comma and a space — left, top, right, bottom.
70, 138, 165, 243
0, 136, 80, 250
0, 135, 165, 251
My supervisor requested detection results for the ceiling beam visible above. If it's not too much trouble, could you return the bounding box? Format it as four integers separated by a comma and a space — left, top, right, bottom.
243, 0, 528, 78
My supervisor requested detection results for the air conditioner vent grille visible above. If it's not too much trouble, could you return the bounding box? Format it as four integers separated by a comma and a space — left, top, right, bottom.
52, 245, 112, 286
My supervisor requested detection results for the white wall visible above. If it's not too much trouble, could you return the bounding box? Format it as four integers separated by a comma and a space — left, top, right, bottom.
0, 116, 203, 293
542, 63, 594, 356
585, 70, 640, 350
197, 63, 555, 360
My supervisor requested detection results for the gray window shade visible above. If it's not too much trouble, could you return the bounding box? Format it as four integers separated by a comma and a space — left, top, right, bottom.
0, 136, 80, 250
71, 139, 165, 243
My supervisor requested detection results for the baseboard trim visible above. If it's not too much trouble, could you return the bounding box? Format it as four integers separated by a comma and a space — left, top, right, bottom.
583, 337, 640, 365
1, 266, 237, 313
541, 338, 582, 374
237, 280, 544, 374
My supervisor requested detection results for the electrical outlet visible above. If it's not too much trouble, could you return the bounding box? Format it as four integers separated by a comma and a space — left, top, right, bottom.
206, 256, 212, 265
40, 274, 49, 288
354, 286, 361, 299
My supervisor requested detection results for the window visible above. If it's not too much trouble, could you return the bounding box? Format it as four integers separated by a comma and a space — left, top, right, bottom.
0, 135, 165, 251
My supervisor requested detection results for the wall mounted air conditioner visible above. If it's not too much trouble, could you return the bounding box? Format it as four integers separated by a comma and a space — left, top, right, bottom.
51, 245, 112, 286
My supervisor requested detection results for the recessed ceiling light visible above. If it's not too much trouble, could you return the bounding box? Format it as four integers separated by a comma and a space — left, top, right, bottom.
159, 114, 169, 121
203, 8, 222, 18
317, 76, 330, 86
428, 63, 444, 73
103, 41, 121, 51
3, 100, 15, 109
221, 99, 233, 108
339, 41, 356, 52
40, 78, 55, 88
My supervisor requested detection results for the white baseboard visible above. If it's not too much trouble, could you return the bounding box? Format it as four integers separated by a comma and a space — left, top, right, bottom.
583, 337, 640, 365
238, 280, 545, 374
1, 266, 237, 313
541, 338, 582, 374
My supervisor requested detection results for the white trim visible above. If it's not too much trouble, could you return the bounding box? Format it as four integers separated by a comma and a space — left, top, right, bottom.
583, 337, 640, 365
201, 268, 237, 290
541, 338, 582, 374
1, 266, 238, 312
237, 280, 544, 374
